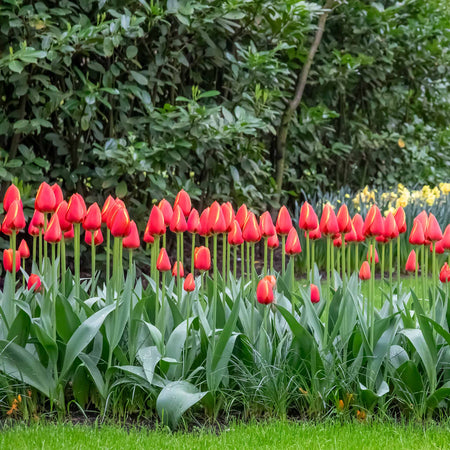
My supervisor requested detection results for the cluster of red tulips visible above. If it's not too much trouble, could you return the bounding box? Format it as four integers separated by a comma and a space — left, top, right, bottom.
2, 183, 450, 310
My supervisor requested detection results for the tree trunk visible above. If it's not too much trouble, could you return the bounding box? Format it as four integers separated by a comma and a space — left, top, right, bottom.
275, 0, 336, 195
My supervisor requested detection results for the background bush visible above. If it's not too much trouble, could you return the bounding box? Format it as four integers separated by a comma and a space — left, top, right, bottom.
0, 0, 449, 215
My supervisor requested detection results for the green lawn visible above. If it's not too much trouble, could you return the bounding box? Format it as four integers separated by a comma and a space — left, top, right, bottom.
1, 420, 450, 450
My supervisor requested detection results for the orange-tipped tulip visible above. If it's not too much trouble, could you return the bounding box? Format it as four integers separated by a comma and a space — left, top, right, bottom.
66, 193, 86, 223
170, 205, 188, 233
366, 244, 379, 264
172, 261, 185, 278
123, 221, 140, 249
199, 207, 211, 237
110, 207, 131, 237
299, 202, 318, 231
285, 228, 301, 255
3, 184, 21, 212
384, 212, 399, 239
359, 261, 371, 280
276, 206, 293, 235
18, 239, 30, 259
235, 204, 248, 230
352, 214, 365, 242
27, 274, 42, 292
425, 213, 443, 242
187, 208, 201, 234
405, 250, 417, 273
158, 199, 173, 226
3, 199, 25, 230
363, 205, 383, 237
259, 211, 276, 238
337, 204, 352, 233
156, 248, 171, 272
207, 201, 227, 234
35, 182, 56, 213
319, 204, 339, 236
184, 273, 195, 292
394, 207, 407, 234
194, 246, 211, 271
256, 278, 274, 305
221, 202, 235, 232
174, 189, 191, 217
56, 201, 72, 232
83, 202, 102, 231
101, 195, 116, 223
147, 205, 166, 235
267, 232, 279, 248
228, 220, 244, 246
44, 214, 62, 243
264, 275, 277, 288
310, 284, 320, 303
439, 263, 450, 283
85, 229, 104, 246
242, 212, 261, 242
409, 219, 425, 246
3, 249, 20, 273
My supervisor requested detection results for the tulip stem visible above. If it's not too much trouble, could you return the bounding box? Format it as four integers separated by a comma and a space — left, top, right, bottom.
306, 231, 310, 284
155, 236, 160, 323
396, 236, 401, 294
106, 228, 111, 283
233, 246, 237, 279
177, 233, 181, 301
39, 229, 43, 272
213, 233, 218, 350
74, 223, 81, 299
415, 246, 419, 297
342, 234, 346, 287
326, 236, 331, 301
370, 238, 376, 352
226, 235, 231, 284
330, 238, 335, 289
205, 236, 209, 248
251, 243, 256, 291
129, 249, 133, 272
22, 258, 25, 287
246, 242, 250, 283
355, 244, 359, 279
263, 237, 268, 276
432, 242, 437, 321
389, 239, 393, 312
282, 235, 286, 275
336, 246, 340, 279
222, 233, 226, 285
421, 244, 425, 303
32, 236, 37, 267
161, 271, 167, 339
290, 256, 295, 313
91, 234, 96, 296
191, 233, 196, 276
12, 231, 17, 289
180, 231, 184, 284
311, 241, 315, 282
240, 243, 245, 281
381, 243, 385, 286
347, 242, 351, 279
61, 236, 66, 294
52, 243, 57, 299
44, 213, 48, 265
270, 248, 274, 275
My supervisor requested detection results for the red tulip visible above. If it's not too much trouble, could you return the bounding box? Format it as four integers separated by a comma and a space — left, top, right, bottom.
18, 239, 30, 259
285, 228, 301, 255
235, 204, 248, 230
194, 246, 211, 271
3, 199, 25, 230
3, 249, 20, 273
439, 263, 450, 283
44, 214, 62, 243
308, 225, 322, 241
352, 214, 365, 242
366, 244, 379, 264
384, 212, 399, 240
52, 183, 64, 205
158, 199, 173, 226
376, 219, 388, 243
31, 209, 45, 229
264, 275, 277, 288
207, 201, 226, 234
276, 206, 293, 235
66, 193, 86, 223
110, 207, 131, 237
425, 213, 443, 242
187, 208, 201, 234
333, 234, 343, 248
267, 232, 279, 248
221, 202, 235, 232
56, 201, 72, 232
299, 202, 318, 231
27, 274, 42, 292
256, 278, 274, 305
184, 273, 195, 292
359, 261, 371, 280
409, 219, 425, 246
28, 223, 40, 236
64, 226, 74, 240
147, 205, 166, 236
405, 250, 417, 273
345, 222, 357, 242
415, 211, 428, 232
242, 212, 261, 242
123, 221, 140, 249
3, 184, 20, 212
431, 240, 445, 254
319, 204, 339, 236
394, 207, 407, 234
35, 182, 56, 213
337, 204, 352, 233
143, 219, 154, 244
442, 225, 450, 250
199, 207, 211, 237
85, 229, 104, 246
101, 195, 116, 223
83, 202, 102, 231
310, 284, 320, 303
170, 205, 188, 233
173, 189, 191, 217
363, 205, 383, 237
172, 261, 185, 278
156, 248, 171, 272
228, 220, 244, 246
259, 211, 276, 238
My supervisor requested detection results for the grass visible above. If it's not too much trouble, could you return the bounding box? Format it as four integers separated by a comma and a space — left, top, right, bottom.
1, 420, 450, 449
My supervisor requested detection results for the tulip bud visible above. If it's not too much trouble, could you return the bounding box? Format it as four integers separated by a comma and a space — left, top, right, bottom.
405, 250, 417, 273
221, 202, 235, 232
337, 204, 352, 233
3, 248, 20, 273
384, 212, 399, 240
44, 214, 62, 243
172, 261, 185, 278
143, 220, 155, 244
156, 248, 171, 272
83, 202, 102, 231
235, 204, 248, 230
85, 229, 104, 246
187, 209, 201, 234
285, 228, 301, 255
409, 219, 425, 246
256, 278, 274, 305
123, 221, 140, 249
184, 273, 195, 292
101, 196, 116, 223
366, 244, 379, 264
310, 284, 320, 303
31, 209, 45, 229
276, 206, 293, 235
308, 226, 322, 241
35, 182, 56, 213
147, 205, 166, 236
3, 199, 25, 230
267, 232, 279, 248
194, 246, 211, 271
110, 207, 131, 237
415, 211, 428, 231
394, 207, 407, 234
242, 212, 261, 242
363, 205, 383, 237
158, 199, 173, 226
443, 225, 450, 250
18, 239, 30, 259
333, 234, 343, 248
431, 240, 445, 254
173, 189, 191, 217
207, 201, 227, 234
359, 261, 371, 280
259, 211, 276, 238
345, 223, 357, 242
299, 202, 318, 231
425, 213, 443, 242
66, 193, 86, 223
263, 275, 276, 288
28, 223, 40, 236
64, 225, 74, 240
439, 263, 450, 283
352, 214, 365, 242
27, 274, 42, 292
56, 201, 72, 232
52, 183, 64, 206
228, 220, 244, 246
319, 204, 339, 236
199, 207, 210, 237
3, 184, 21, 212
170, 205, 188, 233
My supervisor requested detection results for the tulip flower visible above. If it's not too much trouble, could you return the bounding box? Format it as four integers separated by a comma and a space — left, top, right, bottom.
187, 209, 201, 234
259, 211, 276, 275
18, 239, 30, 258
409, 219, 425, 246
337, 205, 352, 234
415, 211, 428, 231
35, 182, 57, 213
425, 214, 442, 242
267, 232, 279, 275
405, 250, 417, 273
439, 263, 450, 283
147, 205, 166, 236
44, 214, 62, 243
194, 246, 211, 272
299, 202, 318, 231
85, 228, 104, 246
55, 202, 72, 232
366, 245, 379, 264
243, 211, 261, 285
83, 203, 102, 231
442, 225, 450, 252
310, 284, 320, 303
363, 205, 383, 237
123, 221, 140, 249
3, 199, 25, 231
394, 207, 407, 234
207, 202, 226, 234
172, 262, 184, 278
3, 248, 20, 273
285, 228, 301, 255
31, 209, 45, 229
66, 193, 86, 224
228, 220, 244, 278
384, 213, 399, 240
64, 226, 74, 239
222, 202, 235, 232
319, 204, 339, 236
431, 240, 445, 255
171, 204, 188, 298
3, 184, 20, 212
184, 273, 195, 292
359, 261, 371, 280
264, 275, 276, 288
28, 223, 40, 237
51, 183, 64, 206
101, 196, 116, 223
173, 189, 191, 217
199, 207, 211, 238
276, 206, 293, 277
158, 199, 173, 227
156, 248, 171, 272
235, 204, 248, 230
27, 274, 42, 292
256, 278, 274, 305
110, 206, 131, 237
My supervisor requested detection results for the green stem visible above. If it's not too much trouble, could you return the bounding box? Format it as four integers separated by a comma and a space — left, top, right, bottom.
39, 229, 43, 272
381, 243, 385, 286
421, 244, 425, 303
12, 232, 17, 294
44, 213, 48, 263
306, 231, 310, 284
191, 233, 196, 276
155, 235, 160, 323
129, 249, 133, 272
355, 243, 359, 279
370, 238, 376, 352
226, 235, 231, 284
270, 248, 274, 274
161, 271, 167, 339
432, 242, 437, 321
264, 237, 268, 276
74, 223, 81, 299
389, 239, 393, 312
336, 246, 341, 279
32, 236, 37, 267
330, 237, 335, 289
347, 242, 351, 279
52, 243, 57, 299
213, 234, 218, 351
396, 236, 401, 294
341, 234, 345, 287
91, 233, 96, 296
311, 241, 315, 281
326, 236, 331, 301
222, 233, 226, 285
246, 242, 250, 283
415, 246, 419, 298
177, 233, 182, 302
291, 256, 295, 313
106, 228, 111, 283
282, 235, 286, 275
233, 246, 237, 279
61, 236, 66, 294
241, 243, 245, 280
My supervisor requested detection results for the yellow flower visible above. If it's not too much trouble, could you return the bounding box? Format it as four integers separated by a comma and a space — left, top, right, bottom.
398, 138, 405, 148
